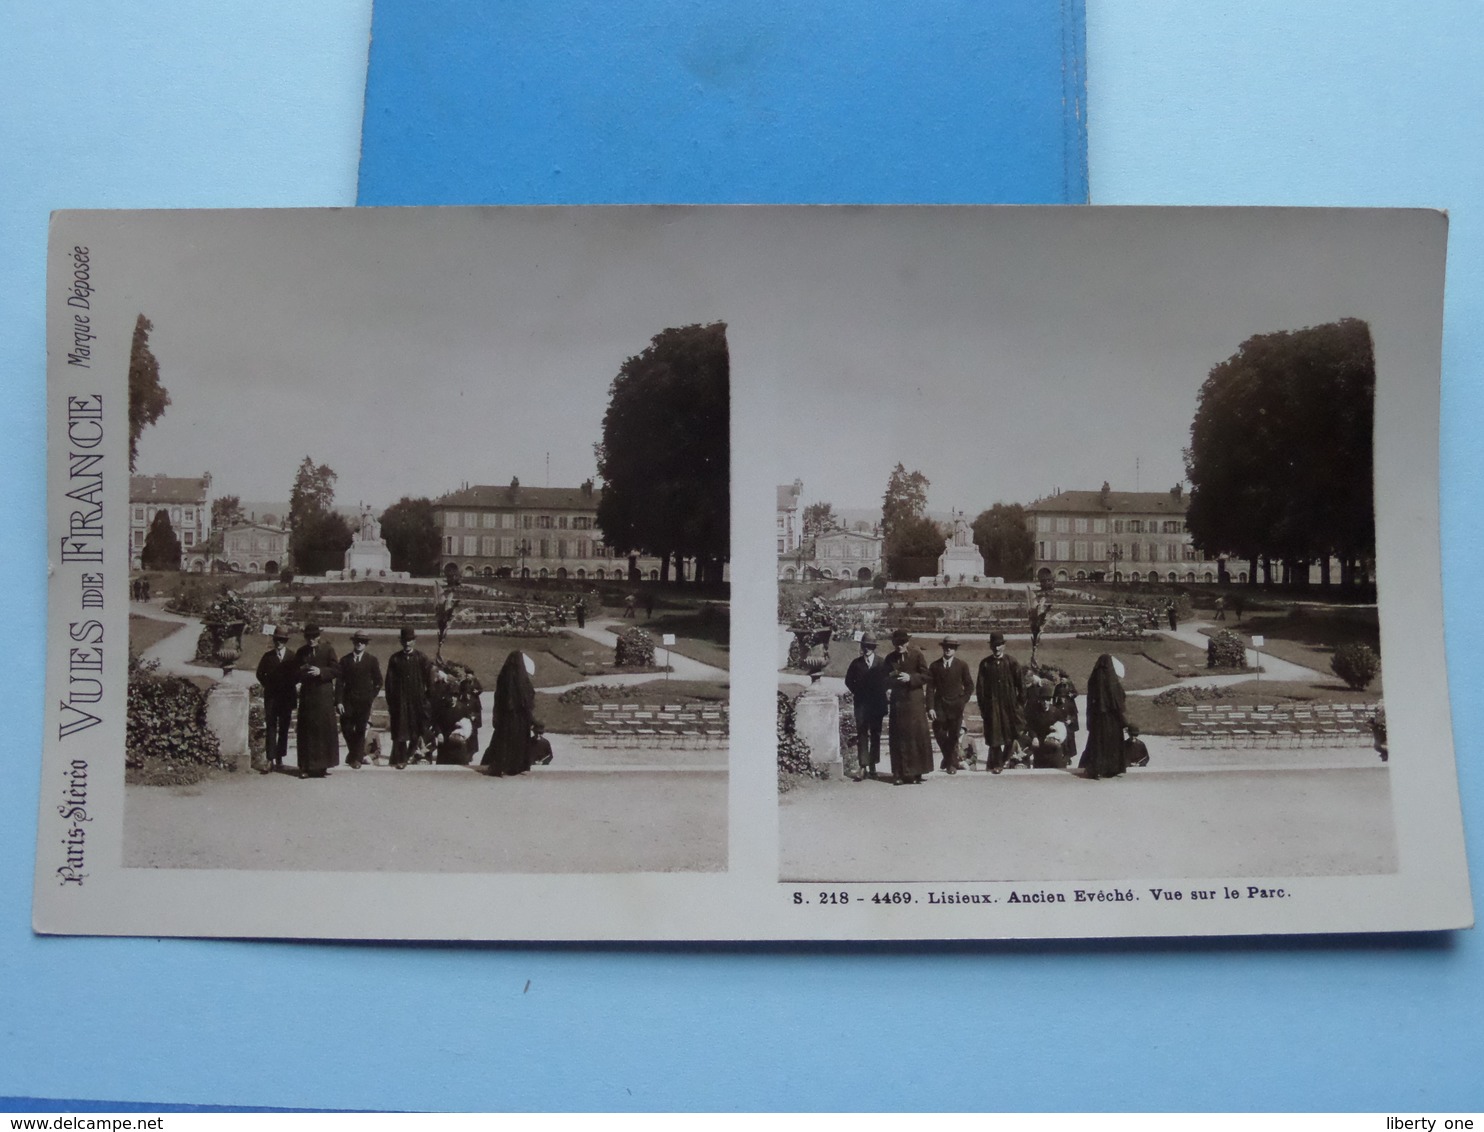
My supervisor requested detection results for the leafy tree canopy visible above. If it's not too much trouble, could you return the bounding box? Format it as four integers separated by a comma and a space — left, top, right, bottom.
211, 495, 244, 532
380, 497, 441, 577
594, 322, 729, 583
801, 501, 839, 541
1185, 318, 1375, 582
287, 457, 351, 575
972, 503, 1035, 581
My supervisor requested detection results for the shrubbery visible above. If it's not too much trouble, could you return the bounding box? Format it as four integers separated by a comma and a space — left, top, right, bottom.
1152, 684, 1234, 707
1206, 629, 1249, 670
126, 655, 225, 783
777, 690, 823, 792
615, 626, 656, 667
1331, 642, 1381, 690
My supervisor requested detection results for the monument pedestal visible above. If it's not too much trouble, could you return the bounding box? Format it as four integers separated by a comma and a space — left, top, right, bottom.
206, 683, 251, 771
794, 685, 842, 777
937, 545, 987, 581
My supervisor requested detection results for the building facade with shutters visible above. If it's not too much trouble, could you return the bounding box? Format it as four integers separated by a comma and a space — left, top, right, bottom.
432, 481, 673, 581
1025, 484, 1232, 585
130, 473, 212, 572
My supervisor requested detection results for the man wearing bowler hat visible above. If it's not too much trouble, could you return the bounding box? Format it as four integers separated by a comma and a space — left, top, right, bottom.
975, 631, 1026, 773
337, 629, 383, 769
926, 635, 975, 774
255, 626, 297, 773
844, 632, 890, 780
383, 625, 434, 769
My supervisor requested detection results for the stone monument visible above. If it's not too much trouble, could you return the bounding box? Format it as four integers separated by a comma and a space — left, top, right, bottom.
336, 505, 408, 580
936, 511, 986, 581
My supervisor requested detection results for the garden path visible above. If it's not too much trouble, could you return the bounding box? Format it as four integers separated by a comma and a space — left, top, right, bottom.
541, 617, 728, 693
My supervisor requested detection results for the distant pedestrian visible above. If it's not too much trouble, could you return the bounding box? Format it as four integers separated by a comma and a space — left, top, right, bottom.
645, 592, 655, 619
1232, 593, 1245, 620
624, 593, 637, 619
575, 601, 586, 629
1167, 602, 1178, 631
1214, 595, 1227, 621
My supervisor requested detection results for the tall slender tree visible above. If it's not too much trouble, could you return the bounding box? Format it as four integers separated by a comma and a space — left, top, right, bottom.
128, 314, 170, 472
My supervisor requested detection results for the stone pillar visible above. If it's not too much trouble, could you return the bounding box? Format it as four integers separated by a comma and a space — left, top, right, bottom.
794, 685, 842, 778
206, 682, 252, 772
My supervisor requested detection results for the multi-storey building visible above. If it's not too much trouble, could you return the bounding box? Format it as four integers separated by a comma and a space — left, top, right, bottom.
220, 521, 290, 575
432, 481, 669, 581
130, 473, 212, 572
1025, 483, 1232, 585
776, 480, 802, 556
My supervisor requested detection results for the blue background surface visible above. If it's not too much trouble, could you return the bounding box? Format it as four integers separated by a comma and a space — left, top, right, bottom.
2, 0, 1480, 1112
357, 0, 1088, 206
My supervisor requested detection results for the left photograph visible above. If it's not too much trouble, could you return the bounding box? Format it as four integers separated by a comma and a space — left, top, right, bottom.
93, 209, 729, 874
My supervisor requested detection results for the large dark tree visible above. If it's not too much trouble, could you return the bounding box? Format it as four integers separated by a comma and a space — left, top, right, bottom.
287, 457, 352, 575
128, 314, 170, 472
594, 322, 729, 584
885, 514, 944, 581
380, 496, 441, 577
1185, 318, 1375, 589
140, 509, 181, 570
881, 463, 930, 541
972, 503, 1035, 581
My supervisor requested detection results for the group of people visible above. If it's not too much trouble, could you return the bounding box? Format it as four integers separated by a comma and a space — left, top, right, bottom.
255, 623, 552, 780
844, 628, 1146, 785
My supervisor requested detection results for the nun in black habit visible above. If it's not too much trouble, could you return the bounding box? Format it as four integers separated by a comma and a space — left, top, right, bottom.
1079, 653, 1129, 780
482, 649, 539, 777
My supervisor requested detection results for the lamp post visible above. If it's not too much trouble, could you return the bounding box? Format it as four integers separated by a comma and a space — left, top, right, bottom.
517, 538, 531, 579
1108, 544, 1123, 586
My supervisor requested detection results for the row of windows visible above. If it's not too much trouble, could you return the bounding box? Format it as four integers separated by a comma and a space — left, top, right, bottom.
1037, 540, 1201, 563
444, 563, 647, 581
441, 510, 593, 531
133, 529, 196, 547
440, 535, 611, 559
1045, 568, 1222, 584
1035, 515, 1185, 535
132, 505, 199, 525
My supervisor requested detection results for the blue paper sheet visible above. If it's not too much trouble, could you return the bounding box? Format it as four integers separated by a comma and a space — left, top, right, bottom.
357, 0, 1088, 206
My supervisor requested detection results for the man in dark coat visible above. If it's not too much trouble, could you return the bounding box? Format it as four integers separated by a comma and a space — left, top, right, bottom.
926, 635, 975, 774
844, 632, 890, 780
255, 626, 297, 773
383, 626, 433, 769
294, 623, 340, 778
336, 629, 383, 769
575, 601, 586, 629
975, 631, 1025, 773
884, 628, 933, 784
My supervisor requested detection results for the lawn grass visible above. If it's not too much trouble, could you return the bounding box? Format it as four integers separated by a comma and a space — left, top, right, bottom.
792, 632, 1195, 692
1200, 607, 1380, 675
537, 678, 729, 733
643, 610, 729, 670
129, 614, 186, 657
233, 629, 585, 690
1126, 676, 1383, 735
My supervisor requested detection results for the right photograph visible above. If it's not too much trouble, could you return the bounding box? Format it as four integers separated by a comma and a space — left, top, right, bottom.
775, 208, 1414, 886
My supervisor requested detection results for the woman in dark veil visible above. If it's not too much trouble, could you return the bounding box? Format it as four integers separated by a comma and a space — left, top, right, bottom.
1079, 653, 1129, 780
481, 649, 538, 777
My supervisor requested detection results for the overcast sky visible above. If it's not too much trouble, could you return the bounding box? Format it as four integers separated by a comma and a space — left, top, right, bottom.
104, 206, 1439, 516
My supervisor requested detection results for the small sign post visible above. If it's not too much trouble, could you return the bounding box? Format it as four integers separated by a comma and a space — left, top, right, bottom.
1251, 634, 1265, 704
662, 633, 676, 681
